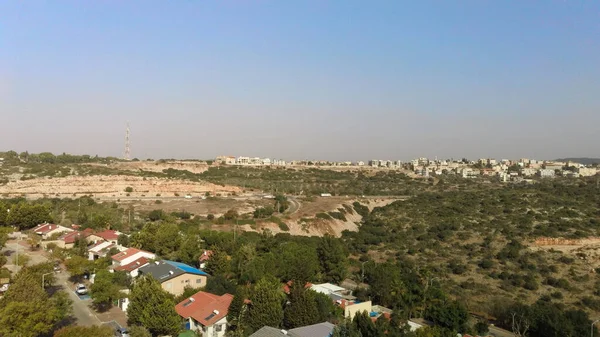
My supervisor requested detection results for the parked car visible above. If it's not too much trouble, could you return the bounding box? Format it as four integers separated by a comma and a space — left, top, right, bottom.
75, 284, 88, 295
115, 327, 130, 337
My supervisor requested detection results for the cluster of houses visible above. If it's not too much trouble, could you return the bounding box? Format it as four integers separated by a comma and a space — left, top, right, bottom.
29, 222, 494, 337
410, 157, 598, 181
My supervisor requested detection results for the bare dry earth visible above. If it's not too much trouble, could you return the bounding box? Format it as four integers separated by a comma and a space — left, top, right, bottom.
86, 160, 210, 174
0, 175, 240, 199
531, 237, 600, 271
238, 197, 400, 237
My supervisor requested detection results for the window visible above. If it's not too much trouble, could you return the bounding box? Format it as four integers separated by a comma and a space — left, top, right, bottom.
216, 325, 223, 332
196, 279, 202, 284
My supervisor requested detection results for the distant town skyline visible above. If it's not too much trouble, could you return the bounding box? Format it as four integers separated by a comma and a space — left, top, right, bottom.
1, 1, 599, 161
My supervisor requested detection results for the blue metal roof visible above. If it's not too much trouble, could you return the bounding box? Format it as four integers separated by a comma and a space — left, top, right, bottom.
164, 260, 209, 276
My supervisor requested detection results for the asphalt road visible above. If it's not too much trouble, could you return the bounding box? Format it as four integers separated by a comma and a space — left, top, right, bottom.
1, 239, 101, 327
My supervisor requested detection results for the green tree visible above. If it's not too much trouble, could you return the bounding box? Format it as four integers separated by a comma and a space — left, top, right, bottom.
65, 255, 93, 279
7, 203, 53, 230
274, 195, 289, 213
117, 233, 130, 246
128, 325, 152, 337
283, 281, 319, 329
227, 286, 248, 334
317, 235, 348, 283
424, 299, 468, 333
247, 276, 284, 332
0, 264, 72, 337
174, 285, 202, 303
205, 274, 236, 296
155, 222, 181, 257
127, 275, 180, 337
204, 248, 229, 276
276, 242, 320, 282
90, 270, 123, 311
53, 325, 114, 337
177, 235, 203, 266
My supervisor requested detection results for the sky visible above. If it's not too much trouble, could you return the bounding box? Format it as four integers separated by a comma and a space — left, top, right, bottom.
1, 1, 599, 161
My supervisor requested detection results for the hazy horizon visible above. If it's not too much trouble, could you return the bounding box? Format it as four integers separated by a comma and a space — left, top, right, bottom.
2, 1, 599, 161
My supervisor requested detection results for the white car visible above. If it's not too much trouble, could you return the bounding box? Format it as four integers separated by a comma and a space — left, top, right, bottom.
75, 284, 88, 295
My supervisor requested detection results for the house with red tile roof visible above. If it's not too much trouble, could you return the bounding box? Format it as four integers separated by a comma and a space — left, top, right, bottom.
198, 250, 213, 269
111, 248, 156, 267
59, 229, 94, 249
114, 257, 149, 277
31, 223, 73, 240
175, 290, 233, 337
94, 229, 120, 244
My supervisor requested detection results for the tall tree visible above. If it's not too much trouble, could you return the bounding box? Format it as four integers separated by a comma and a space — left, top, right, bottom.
227, 286, 248, 334
317, 235, 348, 283
247, 276, 284, 332
177, 235, 203, 266
283, 282, 319, 329
127, 275, 180, 337
90, 270, 123, 311
204, 247, 229, 276
0, 264, 72, 337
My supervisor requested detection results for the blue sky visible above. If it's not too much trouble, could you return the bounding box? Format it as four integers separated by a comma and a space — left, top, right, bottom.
1, 1, 599, 161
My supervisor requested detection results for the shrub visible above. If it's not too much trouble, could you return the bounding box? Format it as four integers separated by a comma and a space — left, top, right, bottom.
316, 213, 332, 220
124, 186, 133, 193
328, 211, 347, 221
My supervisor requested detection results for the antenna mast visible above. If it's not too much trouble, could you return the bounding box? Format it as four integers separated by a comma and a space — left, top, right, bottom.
124, 122, 131, 160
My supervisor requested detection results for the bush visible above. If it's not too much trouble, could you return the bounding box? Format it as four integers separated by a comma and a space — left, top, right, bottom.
316, 213, 332, 220
124, 186, 133, 193
207, 214, 215, 220
328, 211, 347, 221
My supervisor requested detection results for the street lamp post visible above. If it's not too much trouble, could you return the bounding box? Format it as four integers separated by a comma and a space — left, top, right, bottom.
42, 272, 54, 290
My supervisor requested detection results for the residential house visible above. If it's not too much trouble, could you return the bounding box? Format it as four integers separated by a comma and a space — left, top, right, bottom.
198, 250, 213, 270
88, 241, 116, 261
31, 223, 73, 240
112, 248, 156, 267
249, 322, 335, 337
94, 229, 120, 244
114, 257, 149, 277
138, 260, 209, 296
58, 229, 94, 249
310, 283, 371, 319
175, 290, 233, 337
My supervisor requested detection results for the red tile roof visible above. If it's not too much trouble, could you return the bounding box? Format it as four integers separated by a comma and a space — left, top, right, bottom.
175, 291, 233, 327
112, 248, 142, 262
32, 223, 57, 234
95, 229, 119, 241
61, 230, 92, 244
199, 250, 213, 263
114, 257, 149, 272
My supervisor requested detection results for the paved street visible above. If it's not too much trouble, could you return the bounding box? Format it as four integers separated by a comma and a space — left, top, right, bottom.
1, 239, 102, 327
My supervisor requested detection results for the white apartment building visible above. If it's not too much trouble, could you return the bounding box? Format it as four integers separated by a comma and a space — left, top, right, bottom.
578, 167, 598, 177
236, 157, 249, 165
539, 169, 556, 178
521, 168, 537, 177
